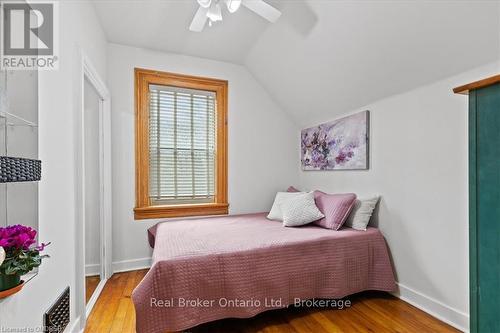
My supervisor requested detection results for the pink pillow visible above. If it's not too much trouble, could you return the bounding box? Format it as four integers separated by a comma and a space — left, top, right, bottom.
313, 191, 357, 230
286, 186, 300, 192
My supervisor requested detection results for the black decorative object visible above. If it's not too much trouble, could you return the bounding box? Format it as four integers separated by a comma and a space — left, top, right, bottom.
44, 287, 70, 333
0, 156, 41, 183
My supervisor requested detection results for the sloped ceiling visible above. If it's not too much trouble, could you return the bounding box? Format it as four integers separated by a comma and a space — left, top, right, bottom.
93, 0, 271, 63
245, 0, 500, 125
93, 0, 500, 125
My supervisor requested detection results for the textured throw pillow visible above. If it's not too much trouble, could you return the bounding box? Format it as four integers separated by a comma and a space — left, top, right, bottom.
313, 191, 357, 230
344, 195, 380, 231
267, 192, 304, 221
281, 192, 324, 227
287, 186, 300, 192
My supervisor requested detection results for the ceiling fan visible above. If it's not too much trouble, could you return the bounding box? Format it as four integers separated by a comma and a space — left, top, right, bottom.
189, 0, 282, 32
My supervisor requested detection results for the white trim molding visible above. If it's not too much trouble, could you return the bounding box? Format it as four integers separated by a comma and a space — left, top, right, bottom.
393, 282, 469, 332
85, 278, 107, 319
68, 316, 83, 333
85, 264, 101, 277
74, 49, 113, 332
112, 258, 152, 273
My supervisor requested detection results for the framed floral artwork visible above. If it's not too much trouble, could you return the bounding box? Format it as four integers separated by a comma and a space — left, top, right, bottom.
301, 111, 369, 170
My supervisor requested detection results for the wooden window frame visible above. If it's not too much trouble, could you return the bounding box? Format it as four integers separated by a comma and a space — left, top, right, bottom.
134, 68, 228, 220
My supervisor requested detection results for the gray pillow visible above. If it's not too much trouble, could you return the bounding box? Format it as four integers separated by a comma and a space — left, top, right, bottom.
344, 195, 380, 231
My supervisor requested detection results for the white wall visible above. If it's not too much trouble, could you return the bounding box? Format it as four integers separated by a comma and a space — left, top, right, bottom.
299, 61, 500, 332
0, 1, 107, 330
107, 43, 299, 270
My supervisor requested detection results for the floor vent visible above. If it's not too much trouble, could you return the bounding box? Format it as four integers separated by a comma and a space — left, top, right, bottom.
44, 287, 70, 333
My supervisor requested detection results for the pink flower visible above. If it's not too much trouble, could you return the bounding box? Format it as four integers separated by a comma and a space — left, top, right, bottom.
0, 225, 48, 252
35, 242, 51, 251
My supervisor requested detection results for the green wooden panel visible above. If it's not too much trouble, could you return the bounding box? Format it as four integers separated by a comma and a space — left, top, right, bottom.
476, 83, 500, 333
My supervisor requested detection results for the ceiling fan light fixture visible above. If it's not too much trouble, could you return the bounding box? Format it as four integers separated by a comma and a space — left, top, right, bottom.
190, 0, 282, 32
197, 0, 212, 9
207, 2, 223, 22
225, 0, 241, 13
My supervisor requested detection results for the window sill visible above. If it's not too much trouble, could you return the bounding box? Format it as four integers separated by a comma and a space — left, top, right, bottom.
134, 202, 229, 220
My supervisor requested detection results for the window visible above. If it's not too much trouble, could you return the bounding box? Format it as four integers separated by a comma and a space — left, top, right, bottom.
134, 68, 228, 219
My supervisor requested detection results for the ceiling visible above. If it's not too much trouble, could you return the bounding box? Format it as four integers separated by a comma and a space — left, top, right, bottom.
93, 0, 500, 125
93, 0, 274, 64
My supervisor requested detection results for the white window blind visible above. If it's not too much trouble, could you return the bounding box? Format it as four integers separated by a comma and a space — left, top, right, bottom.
149, 84, 216, 205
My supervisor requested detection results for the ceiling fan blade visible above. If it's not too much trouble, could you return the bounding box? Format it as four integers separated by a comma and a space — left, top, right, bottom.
189, 6, 209, 32
242, 0, 281, 23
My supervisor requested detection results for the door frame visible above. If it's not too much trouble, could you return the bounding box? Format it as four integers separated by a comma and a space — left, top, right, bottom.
74, 50, 112, 328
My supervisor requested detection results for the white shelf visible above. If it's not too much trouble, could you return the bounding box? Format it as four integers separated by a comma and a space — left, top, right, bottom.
0, 111, 37, 127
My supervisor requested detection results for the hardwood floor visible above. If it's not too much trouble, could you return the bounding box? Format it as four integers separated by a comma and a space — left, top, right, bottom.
85, 270, 460, 333
86, 275, 101, 304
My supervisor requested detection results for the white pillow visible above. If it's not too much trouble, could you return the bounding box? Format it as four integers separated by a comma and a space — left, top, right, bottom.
344, 195, 380, 231
281, 192, 325, 227
267, 192, 305, 221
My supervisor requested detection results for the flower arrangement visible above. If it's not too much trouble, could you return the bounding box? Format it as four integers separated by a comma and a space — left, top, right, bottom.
0, 225, 49, 291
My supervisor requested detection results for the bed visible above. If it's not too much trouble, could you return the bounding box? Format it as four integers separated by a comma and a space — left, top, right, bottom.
132, 213, 396, 333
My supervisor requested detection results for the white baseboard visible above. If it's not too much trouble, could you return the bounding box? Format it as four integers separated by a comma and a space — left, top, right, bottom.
393, 282, 469, 332
85, 264, 100, 276
67, 315, 83, 333
112, 257, 152, 273
86, 278, 107, 318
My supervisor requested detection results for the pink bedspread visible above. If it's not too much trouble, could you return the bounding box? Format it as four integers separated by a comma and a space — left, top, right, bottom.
132, 213, 396, 333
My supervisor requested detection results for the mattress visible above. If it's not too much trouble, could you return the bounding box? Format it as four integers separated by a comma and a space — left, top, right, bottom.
132, 213, 396, 333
